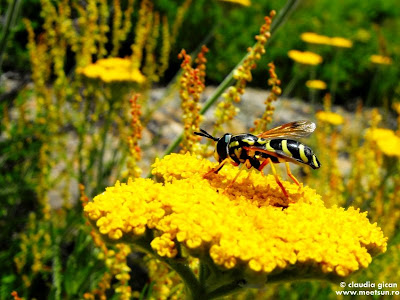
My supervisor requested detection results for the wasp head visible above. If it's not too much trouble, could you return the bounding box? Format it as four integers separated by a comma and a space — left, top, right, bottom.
194, 129, 232, 163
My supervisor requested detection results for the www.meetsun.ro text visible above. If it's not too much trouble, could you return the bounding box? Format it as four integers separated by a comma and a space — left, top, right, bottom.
336, 290, 399, 296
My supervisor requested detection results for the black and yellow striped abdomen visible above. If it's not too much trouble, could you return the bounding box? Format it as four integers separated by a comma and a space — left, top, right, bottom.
264, 138, 320, 169
227, 134, 320, 170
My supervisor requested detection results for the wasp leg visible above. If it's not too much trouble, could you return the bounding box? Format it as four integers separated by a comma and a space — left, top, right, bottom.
285, 162, 300, 187
245, 168, 253, 180
204, 158, 229, 177
259, 158, 289, 198
224, 162, 247, 192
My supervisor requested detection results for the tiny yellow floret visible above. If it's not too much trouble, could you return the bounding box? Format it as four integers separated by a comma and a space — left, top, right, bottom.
84, 153, 387, 279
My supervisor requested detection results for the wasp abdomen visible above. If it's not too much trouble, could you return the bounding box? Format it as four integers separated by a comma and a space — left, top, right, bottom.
266, 139, 320, 169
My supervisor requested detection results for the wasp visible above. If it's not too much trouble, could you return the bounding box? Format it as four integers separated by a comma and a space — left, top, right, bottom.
194, 120, 321, 197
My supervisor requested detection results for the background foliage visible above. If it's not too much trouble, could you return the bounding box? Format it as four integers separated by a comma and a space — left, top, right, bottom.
2, 0, 400, 105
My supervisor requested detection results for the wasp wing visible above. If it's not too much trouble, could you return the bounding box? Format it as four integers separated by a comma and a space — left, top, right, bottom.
257, 120, 316, 139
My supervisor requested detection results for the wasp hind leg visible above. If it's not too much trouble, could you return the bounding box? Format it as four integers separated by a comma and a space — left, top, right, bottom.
285, 162, 301, 187
259, 158, 289, 199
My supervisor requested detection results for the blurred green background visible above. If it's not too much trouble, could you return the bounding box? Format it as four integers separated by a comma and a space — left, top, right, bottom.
2, 0, 399, 106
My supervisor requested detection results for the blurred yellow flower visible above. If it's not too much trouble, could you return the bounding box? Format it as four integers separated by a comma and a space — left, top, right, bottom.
288, 50, 323, 65
301, 32, 331, 45
85, 153, 387, 279
78, 58, 146, 84
218, 0, 251, 6
306, 79, 327, 90
316, 111, 344, 126
370, 55, 392, 65
301, 32, 353, 48
329, 37, 353, 48
365, 128, 400, 157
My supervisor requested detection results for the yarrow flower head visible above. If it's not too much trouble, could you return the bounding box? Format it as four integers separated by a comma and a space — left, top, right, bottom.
301, 32, 353, 48
301, 32, 331, 45
316, 111, 344, 126
365, 128, 400, 157
85, 153, 387, 295
77, 58, 146, 84
306, 79, 327, 90
370, 55, 392, 65
288, 50, 323, 65
329, 37, 353, 48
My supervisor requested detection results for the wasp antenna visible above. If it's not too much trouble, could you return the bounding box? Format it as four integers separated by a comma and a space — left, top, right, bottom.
194, 129, 219, 141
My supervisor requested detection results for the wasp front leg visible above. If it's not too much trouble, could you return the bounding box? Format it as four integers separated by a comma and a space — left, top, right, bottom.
203, 158, 230, 178
223, 162, 248, 192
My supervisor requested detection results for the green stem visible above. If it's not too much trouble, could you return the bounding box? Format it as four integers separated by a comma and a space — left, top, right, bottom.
208, 279, 246, 299
330, 50, 341, 103
282, 68, 301, 98
0, 0, 22, 76
270, 0, 302, 35
51, 225, 62, 300
146, 0, 302, 179
77, 97, 90, 186
199, 261, 207, 288
96, 97, 115, 193
131, 234, 203, 300
167, 260, 204, 300
309, 67, 317, 105
365, 66, 381, 107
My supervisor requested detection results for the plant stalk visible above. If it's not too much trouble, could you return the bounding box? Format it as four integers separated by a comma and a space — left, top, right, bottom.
0, 0, 22, 76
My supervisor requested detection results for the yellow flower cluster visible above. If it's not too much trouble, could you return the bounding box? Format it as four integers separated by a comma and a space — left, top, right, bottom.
365, 128, 400, 157
288, 50, 323, 65
306, 79, 327, 90
301, 32, 353, 48
85, 153, 387, 278
370, 54, 393, 65
316, 111, 344, 126
78, 58, 146, 84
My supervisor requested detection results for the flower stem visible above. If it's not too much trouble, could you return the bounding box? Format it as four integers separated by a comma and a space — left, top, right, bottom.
166, 260, 205, 300
130, 234, 204, 299
96, 96, 115, 194
0, 0, 22, 76
207, 279, 246, 299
